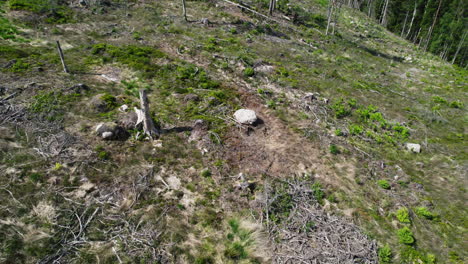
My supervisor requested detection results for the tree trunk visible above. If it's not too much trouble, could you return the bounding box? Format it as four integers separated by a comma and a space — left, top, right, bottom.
56, 40, 69, 73
269, 0, 275, 15
182, 0, 187, 21
139, 89, 159, 140
326, 0, 335, 35
452, 30, 467, 64
424, 0, 443, 51
405, 1, 417, 39
401, 10, 409, 37
380, 0, 390, 26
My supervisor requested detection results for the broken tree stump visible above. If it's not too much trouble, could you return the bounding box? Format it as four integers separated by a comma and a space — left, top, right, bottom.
56, 40, 69, 73
138, 89, 159, 139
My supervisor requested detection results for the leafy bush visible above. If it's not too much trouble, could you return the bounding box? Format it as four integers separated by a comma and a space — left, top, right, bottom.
397, 227, 415, 245
378, 245, 392, 263
334, 129, 343, 136
415, 207, 434, 220
396, 207, 411, 224
377, 180, 390, 190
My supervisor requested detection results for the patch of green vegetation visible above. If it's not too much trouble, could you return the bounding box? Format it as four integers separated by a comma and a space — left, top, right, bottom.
243, 67, 255, 77
396, 207, 411, 224
378, 244, 392, 264
329, 144, 340, 154
7, 58, 30, 72
397, 227, 415, 245
100, 93, 118, 109
349, 124, 363, 135
90, 43, 165, 79
415, 207, 434, 220
200, 169, 212, 178
332, 98, 352, 118
8, 0, 74, 23
224, 219, 253, 260
29, 172, 43, 182
449, 100, 463, 109
311, 182, 324, 202
377, 180, 391, 190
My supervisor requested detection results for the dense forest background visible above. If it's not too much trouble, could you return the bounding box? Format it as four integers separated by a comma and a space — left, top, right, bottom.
349, 0, 466, 66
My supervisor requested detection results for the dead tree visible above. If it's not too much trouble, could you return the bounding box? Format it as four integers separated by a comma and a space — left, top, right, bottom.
268, 0, 276, 16
423, 0, 443, 51
182, 0, 187, 21
138, 89, 159, 140
56, 40, 69, 73
380, 0, 390, 26
452, 30, 467, 64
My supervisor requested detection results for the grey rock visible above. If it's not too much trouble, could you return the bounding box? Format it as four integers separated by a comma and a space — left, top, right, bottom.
90, 94, 110, 113
119, 112, 141, 130
406, 143, 421, 153
95, 122, 129, 140
184, 94, 200, 102
234, 109, 257, 125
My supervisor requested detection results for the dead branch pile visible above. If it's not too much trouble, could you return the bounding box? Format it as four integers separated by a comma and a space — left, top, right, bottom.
262, 178, 378, 264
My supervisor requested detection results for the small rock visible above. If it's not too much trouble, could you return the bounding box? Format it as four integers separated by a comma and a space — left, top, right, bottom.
90, 94, 111, 113
254, 65, 275, 74
184, 94, 200, 102
303, 93, 317, 101
234, 109, 257, 125
406, 143, 421, 153
102, 131, 114, 139
119, 104, 129, 112
95, 122, 129, 140
119, 112, 140, 130
0, 86, 7, 96
66, 83, 89, 94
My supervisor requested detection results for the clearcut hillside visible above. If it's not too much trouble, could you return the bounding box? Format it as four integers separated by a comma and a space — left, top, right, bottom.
0, 0, 466, 263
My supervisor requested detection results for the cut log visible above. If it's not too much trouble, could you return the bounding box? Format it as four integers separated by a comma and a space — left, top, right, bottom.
138, 89, 159, 139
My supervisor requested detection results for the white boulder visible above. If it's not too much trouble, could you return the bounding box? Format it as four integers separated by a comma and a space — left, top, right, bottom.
234, 109, 257, 125
406, 143, 421, 153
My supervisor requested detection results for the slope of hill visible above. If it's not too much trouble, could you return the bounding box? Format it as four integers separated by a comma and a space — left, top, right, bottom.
0, 0, 466, 263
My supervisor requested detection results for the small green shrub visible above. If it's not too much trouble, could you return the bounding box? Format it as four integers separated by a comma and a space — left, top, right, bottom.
349, 124, 363, 135
311, 182, 324, 202
377, 180, 390, 190
332, 99, 351, 118
334, 129, 343, 136
100, 94, 117, 109
397, 227, 415, 245
449, 100, 463, 108
243, 67, 254, 77
396, 207, 411, 224
98, 151, 110, 160
415, 207, 434, 220
329, 144, 340, 154
432, 96, 447, 104
29, 173, 43, 182
378, 245, 392, 264
201, 169, 212, 178
8, 59, 30, 72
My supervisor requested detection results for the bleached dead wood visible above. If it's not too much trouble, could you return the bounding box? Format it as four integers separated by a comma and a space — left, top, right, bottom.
138, 89, 159, 140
